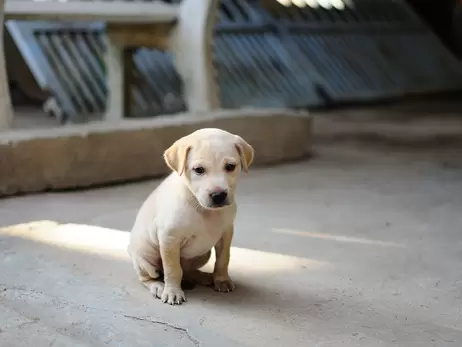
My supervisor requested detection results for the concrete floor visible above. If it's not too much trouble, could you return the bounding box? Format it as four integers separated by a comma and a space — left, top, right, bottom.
12, 106, 59, 129
1, 139, 462, 347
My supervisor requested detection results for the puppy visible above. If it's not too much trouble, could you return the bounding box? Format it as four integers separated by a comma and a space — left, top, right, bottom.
128, 128, 254, 305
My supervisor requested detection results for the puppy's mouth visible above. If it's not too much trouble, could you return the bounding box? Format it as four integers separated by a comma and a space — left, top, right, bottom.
187, 193, 233, 211
206, 200, 231, 209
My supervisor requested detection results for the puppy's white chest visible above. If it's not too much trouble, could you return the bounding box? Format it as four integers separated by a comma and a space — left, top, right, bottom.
180, 214, 229, 259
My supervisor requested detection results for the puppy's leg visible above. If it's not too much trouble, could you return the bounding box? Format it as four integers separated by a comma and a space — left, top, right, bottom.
213, 226, 235, 292
160, 238, 186, 305
132, 256, 164, 299
182, 251, 213, 287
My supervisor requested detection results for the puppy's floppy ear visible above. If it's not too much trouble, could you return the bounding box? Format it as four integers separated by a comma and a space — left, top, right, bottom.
234, 135, 254, 173
163, 138, 191, 175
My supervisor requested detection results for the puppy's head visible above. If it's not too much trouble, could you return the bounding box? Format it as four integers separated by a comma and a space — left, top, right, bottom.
164, 128, 254, 210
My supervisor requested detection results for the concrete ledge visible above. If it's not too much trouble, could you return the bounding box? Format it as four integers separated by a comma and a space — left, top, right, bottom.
0, 109, 311, 197
312, 104, 462, 148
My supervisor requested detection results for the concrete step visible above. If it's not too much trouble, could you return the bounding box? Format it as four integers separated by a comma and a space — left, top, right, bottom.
312, 99, 462, 148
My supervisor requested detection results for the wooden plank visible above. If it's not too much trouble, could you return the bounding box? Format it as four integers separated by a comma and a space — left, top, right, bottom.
4, 1, 179, 23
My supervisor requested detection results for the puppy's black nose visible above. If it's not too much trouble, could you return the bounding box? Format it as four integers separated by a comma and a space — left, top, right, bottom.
210, 191, 228, 205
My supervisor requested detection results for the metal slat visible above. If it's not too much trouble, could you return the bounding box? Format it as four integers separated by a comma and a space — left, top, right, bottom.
36, 32, 89, 113
73, 33, 107, 101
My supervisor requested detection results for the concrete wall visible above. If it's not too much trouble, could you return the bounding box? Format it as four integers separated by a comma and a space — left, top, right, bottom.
0, 109, 311, 197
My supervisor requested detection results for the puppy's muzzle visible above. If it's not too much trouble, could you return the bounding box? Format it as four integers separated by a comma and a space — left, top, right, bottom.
209, 191, 229, 208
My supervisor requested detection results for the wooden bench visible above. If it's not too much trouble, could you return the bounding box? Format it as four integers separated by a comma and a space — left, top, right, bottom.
1, 0, 220, 127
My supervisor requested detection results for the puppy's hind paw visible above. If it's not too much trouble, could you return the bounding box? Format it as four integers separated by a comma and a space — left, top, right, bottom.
148, 281, 164, 299
213, 277, 235, 292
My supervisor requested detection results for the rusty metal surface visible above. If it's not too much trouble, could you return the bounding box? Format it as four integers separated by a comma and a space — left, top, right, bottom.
6, 0, 462, 123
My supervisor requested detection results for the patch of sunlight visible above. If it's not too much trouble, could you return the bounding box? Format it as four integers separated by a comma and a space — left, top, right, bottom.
226, 247, 328, 273
305, 0, 319, 8
1, 221, 329, 273
1, 221, 130, 260
275, 0, 292, 6
276, 0, 349, 10
292, 0, 307, 8
272, 228, 406, 248
331, 0, 346, 10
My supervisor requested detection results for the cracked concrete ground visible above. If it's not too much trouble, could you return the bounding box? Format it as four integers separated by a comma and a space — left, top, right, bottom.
1, 129, 462, 346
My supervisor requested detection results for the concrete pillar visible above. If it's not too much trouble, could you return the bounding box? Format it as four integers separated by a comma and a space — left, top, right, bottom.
0, 0, 14, 130
104, 39, 133, 120
170, 0, 220, 113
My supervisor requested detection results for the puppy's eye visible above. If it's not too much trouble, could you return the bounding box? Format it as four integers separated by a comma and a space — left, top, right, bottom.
225, 163, 236, 172
193, 166, 205, 175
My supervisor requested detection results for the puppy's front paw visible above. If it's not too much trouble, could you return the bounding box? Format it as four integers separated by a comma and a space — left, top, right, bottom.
161, 286, 186, 305
213, 276, 235, 292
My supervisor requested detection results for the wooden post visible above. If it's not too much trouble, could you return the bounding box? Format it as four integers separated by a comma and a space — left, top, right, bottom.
0, 0, 13, 130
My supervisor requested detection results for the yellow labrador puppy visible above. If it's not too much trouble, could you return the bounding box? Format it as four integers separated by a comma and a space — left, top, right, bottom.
128, 128, 254, 305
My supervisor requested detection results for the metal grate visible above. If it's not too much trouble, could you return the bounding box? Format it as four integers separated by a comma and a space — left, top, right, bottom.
6, 0, 462, 123
215, 0, 462, 108
35, 28, 107, 116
